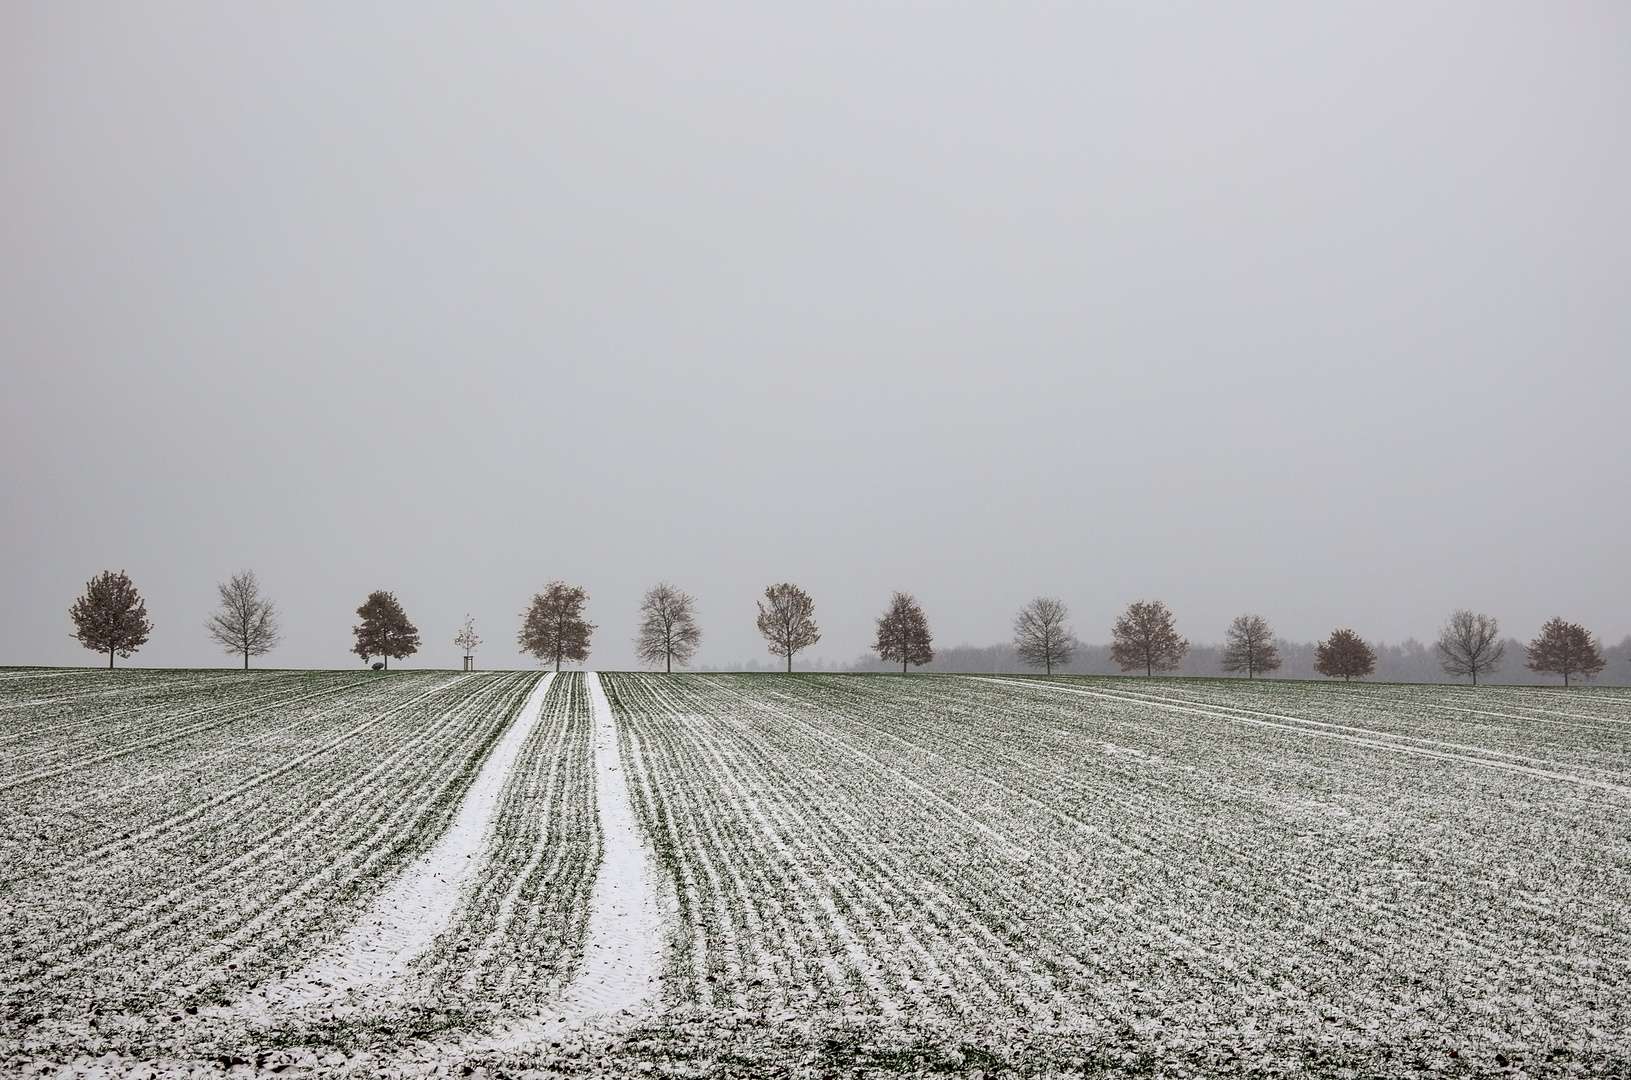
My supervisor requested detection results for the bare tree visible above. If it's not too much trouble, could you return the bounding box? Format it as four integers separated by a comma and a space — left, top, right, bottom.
206, 570, 281, 669
1110, 600, 1188, 676
635, 583, 702, 672
454, 615, 481, 671
69, 570, 153, 668
1524, 617, 1606, 686
1314, 629, 1376, 681
1220, 614, 1280, 678
519, 582, 595, 671
873, 592, 935, 673
1013, 596, 1075, 675
1435, 610, 1505, 685
757, 583, 820, 672
352, 590, 420, 669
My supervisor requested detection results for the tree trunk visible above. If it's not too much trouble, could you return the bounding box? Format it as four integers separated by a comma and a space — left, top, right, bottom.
108, 646, 114, 669
243, 646, 249, 670
383, 655, 388, 670
666, 651, 672, 674
786, 647, 792, 673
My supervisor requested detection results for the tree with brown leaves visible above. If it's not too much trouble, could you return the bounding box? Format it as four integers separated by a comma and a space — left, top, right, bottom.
519, 582, 595, 672
1435, 610, 1505, 685
1013, 597, 1075, 675
1220, 614, 1281, 679
1524, 617, 1605, 686
873, 592, 935, 673
757, 583, 820, 672
1110, 600, 1188, 676
635, 582, 702, 673
1314, 628, 1375, 681
352, 590, 420, 669
206, 570, 281, 669
69, 570, 153, 668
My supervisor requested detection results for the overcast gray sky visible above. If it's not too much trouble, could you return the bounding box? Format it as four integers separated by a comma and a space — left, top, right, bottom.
2, 3, 1627, 672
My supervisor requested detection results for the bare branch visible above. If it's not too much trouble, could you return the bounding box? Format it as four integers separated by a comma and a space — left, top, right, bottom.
454, 615, 482, 656
1013, 597, 1075, 675
205, 570, 281, 669
1435, 610, 1504, 685
635, 583, 702, 673
1220, 614, 1281, 679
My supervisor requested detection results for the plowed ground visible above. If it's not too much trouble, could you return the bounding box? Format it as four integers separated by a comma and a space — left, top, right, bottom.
596, 673, 1631, 1078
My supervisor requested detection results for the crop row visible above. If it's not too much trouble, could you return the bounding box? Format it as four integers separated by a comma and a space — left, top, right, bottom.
603, 672, 1631, 1064
0, 669, 541, 1058
0, 669, 348, 783
1080, 675, 1631, 782
408, 671, 601, 1022
964, 676, 1631, 1039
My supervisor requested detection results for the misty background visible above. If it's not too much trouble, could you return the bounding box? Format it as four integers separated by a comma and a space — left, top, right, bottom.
2, 4, 1628, 680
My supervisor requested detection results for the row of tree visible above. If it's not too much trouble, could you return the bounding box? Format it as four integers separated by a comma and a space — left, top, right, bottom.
64, 570, 1614, 685
1008, 598, 1608, 685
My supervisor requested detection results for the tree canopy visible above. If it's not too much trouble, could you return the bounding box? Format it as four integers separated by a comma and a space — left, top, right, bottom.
873, 592, 934, 673
1524, 617, 1605, 686
519, 582, 595, 671
352, 591, 420, 669
1110, 600, 1188, 676
1314, 629, 1376, 681
757, 583, 820, 672
69, 570, 153, 667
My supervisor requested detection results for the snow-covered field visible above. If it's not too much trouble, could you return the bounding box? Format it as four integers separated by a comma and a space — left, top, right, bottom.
3, 669, 1628, 1077
601, 673, 1631, 1077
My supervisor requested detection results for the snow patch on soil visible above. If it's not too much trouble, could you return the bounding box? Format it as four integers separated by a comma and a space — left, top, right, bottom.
240, 673, 555, 1014
476, 671, 667, 1049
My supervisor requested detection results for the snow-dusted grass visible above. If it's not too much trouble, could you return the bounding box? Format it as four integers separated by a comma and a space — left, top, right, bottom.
7, 669, 1630, 1077
598, 672, 1631, 1076
245, 673, 560, 1017
0, 668, 541, 1058
471, 672, 666, 1052
415, 671, 602, 1023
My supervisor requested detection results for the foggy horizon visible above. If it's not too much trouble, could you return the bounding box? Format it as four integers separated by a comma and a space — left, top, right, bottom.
4, 4, 1628, 675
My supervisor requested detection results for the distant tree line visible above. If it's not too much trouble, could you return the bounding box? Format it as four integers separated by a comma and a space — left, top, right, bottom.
61, 568, 1624, 686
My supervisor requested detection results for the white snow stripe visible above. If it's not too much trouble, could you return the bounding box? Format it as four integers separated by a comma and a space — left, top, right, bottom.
477, 672, 666, 1049
572, 672, 666, 1013
249, 673, 555, 1011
